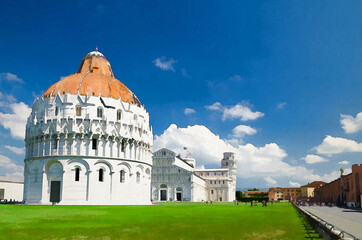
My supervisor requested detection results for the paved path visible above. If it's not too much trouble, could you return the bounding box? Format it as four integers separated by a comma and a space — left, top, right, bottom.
300, 206, 362, 239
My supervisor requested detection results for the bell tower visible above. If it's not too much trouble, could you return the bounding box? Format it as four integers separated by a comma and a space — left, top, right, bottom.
221, 152, 237, 201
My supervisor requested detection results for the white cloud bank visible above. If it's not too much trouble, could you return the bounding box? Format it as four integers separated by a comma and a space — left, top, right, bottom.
205, 102, 264, 121
340, 112, 362, 134
0, 102, 31, 139
0, 72, 24, 83
154, 124, 334, 185
0, 154, 24, 178
5, 145, 25, 155
264, 177, 277, 186
184, 108, 196, 115
277, 102, 287, 109
338, 161, 349, 165
232, 125, 257, 138
289, 181, 300, 187
315, 135, 362, 156
153, 57, 176, 72
302, 154, 328, 164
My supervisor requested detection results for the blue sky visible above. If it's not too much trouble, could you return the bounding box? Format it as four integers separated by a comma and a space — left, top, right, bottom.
0, 0, 361, 188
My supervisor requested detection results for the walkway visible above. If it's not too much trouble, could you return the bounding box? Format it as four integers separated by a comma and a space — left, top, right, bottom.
300, 206, 362, 239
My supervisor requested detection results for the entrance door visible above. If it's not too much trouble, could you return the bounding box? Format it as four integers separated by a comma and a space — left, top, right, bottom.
50, 181, 61, 203
177, 192, 182, 201
160, 190, 167, 201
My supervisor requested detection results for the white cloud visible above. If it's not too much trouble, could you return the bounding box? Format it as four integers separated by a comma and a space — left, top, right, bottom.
264, 177, 277, 186
232, 125, 257, 138
181, 68, 190, 78
5, 145, 25, 155
277, 102, 287, 109
315, 135, 362, 156
0, 154, 24, 178
184, 108, 196, 115
0, 72, 24, 83
338, 161, 350, 165
205, 102, 223, 111
205, 102, 264, 121
319, 168, 351, 183
153, 57, 176, 72
340, 112, 362, 134
153, 124, 329, 183
302, 154, 328, 164
228, 74, 242, 82
0, 102, 31, 139
289, 181, 300, 187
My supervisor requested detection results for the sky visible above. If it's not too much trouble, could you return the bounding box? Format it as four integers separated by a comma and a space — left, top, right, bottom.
0, 0, 361, 188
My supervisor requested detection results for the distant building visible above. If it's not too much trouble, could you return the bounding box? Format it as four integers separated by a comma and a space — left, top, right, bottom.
243, 190, 269, 198
314, 164, 362, 208
300, 181, 326, 199
0, 177, 24, 202
151, 148, 237, 202
269, 187, 301, 201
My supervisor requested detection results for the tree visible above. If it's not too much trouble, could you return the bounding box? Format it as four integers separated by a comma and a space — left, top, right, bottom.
247, 188, 259, 191
235, 191, 243, 201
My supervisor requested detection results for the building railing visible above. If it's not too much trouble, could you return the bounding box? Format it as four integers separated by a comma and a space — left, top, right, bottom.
293, 203, 359, 240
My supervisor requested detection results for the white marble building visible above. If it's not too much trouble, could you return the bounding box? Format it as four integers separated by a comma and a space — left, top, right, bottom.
151, 148, 237, 202
23, 50, 153, 205
0, 177, 24, 202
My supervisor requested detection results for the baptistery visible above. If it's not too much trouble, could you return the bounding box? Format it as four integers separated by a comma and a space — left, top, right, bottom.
23, 50, 153, 205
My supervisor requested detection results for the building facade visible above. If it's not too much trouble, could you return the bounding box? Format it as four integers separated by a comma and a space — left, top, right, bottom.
300, 181, 326, 199
151, 148, 237, 202
314, 164, 362, 207
0, 177, 24, 202
23, 50, 153, 205
269, 187, 301, 201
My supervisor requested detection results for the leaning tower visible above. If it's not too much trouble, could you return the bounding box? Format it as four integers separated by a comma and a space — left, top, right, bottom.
221, 152, 237, 201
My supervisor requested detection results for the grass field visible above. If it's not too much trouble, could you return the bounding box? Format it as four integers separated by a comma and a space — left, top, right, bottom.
0, 202, 321, 240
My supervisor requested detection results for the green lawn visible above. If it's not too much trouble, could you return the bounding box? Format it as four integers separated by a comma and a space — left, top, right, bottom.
0, 202, 321, 240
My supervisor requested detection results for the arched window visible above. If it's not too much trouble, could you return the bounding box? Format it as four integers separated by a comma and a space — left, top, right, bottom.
92, 138, 97, 150
136, 172, 140, 184
211, 190, 214, 194
134, 114, 138, 121
75, 167, 80, 181
55, 106, 59, 116
97, 107, 103, 118
120, 170, 125, 183
117, 110, 122, 120
76, 105, 82, 116
160, 184, 167, 188
99, 168, 104, 182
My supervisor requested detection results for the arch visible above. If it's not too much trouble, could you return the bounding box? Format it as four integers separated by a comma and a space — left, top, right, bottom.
94, 160, 113, 172
176, 187, 182, 191
145, 168, 151, 175
135, 164, 144, 173
117, 162, 132, 175
45, 160, 64, 174
160, 184, 167, 188
67, 159, 90, 172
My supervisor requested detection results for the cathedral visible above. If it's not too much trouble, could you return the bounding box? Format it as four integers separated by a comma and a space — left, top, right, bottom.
23, 50, 153, 205
151, 148, 237, 202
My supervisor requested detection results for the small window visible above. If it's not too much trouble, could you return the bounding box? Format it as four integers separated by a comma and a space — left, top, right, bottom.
136, 172, 140, 184
211, 190, 214, 194
75, 167, 80, 181
134, 114, 138, 121
92, 138, 97, 150
117, 110, 122, 120
120, 170, 125, 183
223, 180, 225, 184
121, 142, 125, 152
99, 169, 104, 182
55, 107, 59, 116
76, 105, 82, 116
226, 162, 228, 166
97, 107, 103, 118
